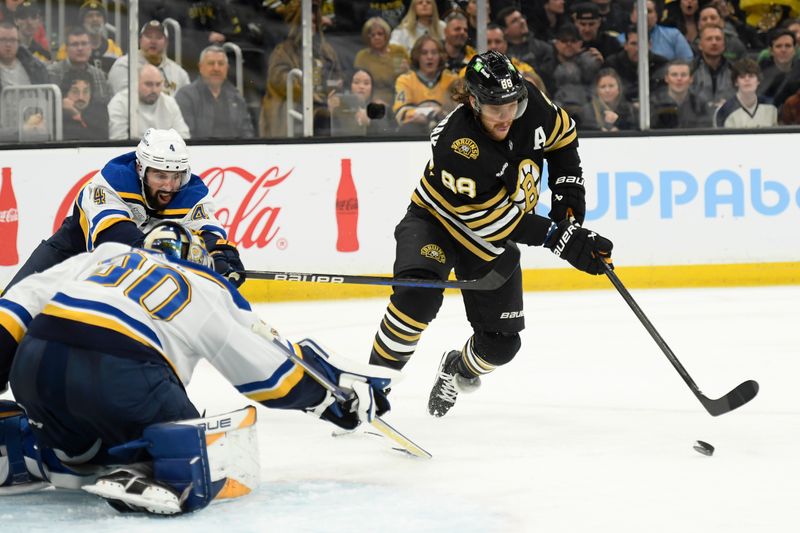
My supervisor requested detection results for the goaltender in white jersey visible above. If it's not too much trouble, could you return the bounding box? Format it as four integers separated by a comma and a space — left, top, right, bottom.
0, 222, 393, 514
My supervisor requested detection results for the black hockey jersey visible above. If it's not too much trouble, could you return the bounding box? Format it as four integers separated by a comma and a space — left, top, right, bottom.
411, 81, 582, 261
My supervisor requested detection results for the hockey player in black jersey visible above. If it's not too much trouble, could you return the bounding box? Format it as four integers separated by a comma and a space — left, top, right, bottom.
368, 50, 614, 417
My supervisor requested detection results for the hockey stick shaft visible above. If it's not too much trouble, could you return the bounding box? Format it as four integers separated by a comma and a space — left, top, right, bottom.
600, 260, 757, 416
241, 242, 520, 290
251, 322, 432, 458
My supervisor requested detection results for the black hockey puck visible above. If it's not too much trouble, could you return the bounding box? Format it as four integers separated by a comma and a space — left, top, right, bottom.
693, 440, 714, 456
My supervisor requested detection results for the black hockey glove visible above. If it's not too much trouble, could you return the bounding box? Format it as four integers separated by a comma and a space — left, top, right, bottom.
210, 240, 246, 288
549, 175, 586, 225
544, 219, 613, 275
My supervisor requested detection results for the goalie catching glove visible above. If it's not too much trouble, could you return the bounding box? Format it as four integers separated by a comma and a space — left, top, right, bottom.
297, 339, 394, 430
545, 219, 613, 275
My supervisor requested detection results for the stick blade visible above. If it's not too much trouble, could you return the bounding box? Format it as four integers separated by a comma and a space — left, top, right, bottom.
700, 379, 759, 417
369, 417, 432, 459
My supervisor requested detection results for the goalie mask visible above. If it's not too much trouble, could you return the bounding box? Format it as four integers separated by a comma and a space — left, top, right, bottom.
136, 128, 191, 208
464, 50, 528, 119
143, 221, 212, 268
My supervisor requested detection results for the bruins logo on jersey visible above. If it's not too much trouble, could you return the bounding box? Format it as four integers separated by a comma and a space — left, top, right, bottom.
420, 244, 446, 264
451, 138, 479, 160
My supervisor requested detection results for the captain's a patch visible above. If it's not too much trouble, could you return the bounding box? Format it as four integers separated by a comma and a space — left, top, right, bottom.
191, 204, 209, 220
451, 137, 479, 160
420, 244, 446, 264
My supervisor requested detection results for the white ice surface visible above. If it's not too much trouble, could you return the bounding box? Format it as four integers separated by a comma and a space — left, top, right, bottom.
1, 285, 798, 532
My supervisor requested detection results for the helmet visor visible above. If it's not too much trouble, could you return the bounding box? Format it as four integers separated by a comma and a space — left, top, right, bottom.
475, 92, 528, 121
148, 236, 185, 259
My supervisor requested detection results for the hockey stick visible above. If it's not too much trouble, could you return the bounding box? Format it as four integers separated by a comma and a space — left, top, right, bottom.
600, 260, 758, 417
241, 242, 520, 290
251, 322, 432, 458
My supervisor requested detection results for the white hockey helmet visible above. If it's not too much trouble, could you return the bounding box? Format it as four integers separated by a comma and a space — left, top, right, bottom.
136, 128, 191, 188
143, 221, 213, 268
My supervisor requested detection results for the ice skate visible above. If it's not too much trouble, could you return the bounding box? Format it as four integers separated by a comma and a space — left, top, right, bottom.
83, 468, 183, 515
428, 350, 481, 417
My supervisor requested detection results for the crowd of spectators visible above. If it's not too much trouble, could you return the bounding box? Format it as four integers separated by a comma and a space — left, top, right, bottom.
1, 0, 799, 143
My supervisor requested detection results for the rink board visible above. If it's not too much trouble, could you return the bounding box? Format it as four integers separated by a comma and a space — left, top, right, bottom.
0, 134, 797, 301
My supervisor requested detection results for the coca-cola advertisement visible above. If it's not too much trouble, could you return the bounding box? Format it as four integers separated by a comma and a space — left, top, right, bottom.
0, 144, 419, 289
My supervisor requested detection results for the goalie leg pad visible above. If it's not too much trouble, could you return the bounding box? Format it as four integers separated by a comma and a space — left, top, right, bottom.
91, 406, 259, 514
0, 401, 37, 488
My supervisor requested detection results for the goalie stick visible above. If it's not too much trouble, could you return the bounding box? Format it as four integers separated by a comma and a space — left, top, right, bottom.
251, 322, 432, 459
240, 242, 520, 291
600, 259, 758, 416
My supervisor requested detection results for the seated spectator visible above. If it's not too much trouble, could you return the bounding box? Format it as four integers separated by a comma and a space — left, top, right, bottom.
443, 10, 474, 74
715, 58, 778, 128
495, 6, 556, 92
55, 1, 122, 73
604, 24, 668, 103
778, 85, 800, 123
0, 20, 48, 90
661, 0, 700, 44
529, 0, 567, 43
572, 2, 622, 62
175, 45, 254, 139
393, 35, 458, 135
259, 0, 343, 137
390, 0, 446, 53
107, 63, 190, 140
353, 16, 409, 104
691, 25, 735, 111
708, 0, 764, 51
47, 27, 112, 104
621, 0, 694, 61
485, 23, 547, 93
651, 59, 712, 128
108, 21, 191, 97
14, 1, 48, 63
59, 68, 108, 140
758, 29, 800, 106
580, 67, 637, 131
328, 68, 394, 136
551, 24, 601, 118
696, 5, 748, 61
592, 0, 629, 34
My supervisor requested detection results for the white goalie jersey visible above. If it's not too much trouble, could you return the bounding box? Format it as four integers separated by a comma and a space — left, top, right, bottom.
0, 243, 304, 406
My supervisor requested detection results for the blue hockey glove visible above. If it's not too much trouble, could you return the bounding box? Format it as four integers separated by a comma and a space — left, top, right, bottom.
298, 339, 393, 430
209, 240, 246, 288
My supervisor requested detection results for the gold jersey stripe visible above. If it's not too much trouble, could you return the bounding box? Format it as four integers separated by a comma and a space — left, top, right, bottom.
0, 309, 25, 342
419, 175, 507, 215
388, 302, 428, 330
41, 303, 180, 378
382, 317, 421, 342
411, 193, 500, 261
246, 343, 305, 401
372, 339, 400, 361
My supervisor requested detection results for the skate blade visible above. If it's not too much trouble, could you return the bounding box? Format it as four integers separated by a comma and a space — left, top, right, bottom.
83, 480, 181, 515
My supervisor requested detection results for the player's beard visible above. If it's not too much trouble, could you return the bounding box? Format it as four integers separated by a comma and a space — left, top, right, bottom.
485, 120, 512, 141
146, 188, 177, 209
